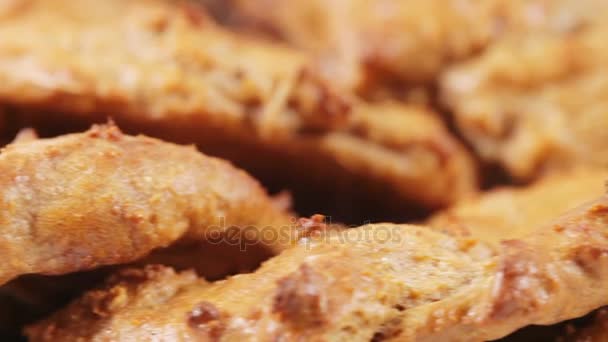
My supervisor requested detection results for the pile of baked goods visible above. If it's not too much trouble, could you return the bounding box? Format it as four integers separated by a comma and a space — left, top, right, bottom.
0, 0, 607, 340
